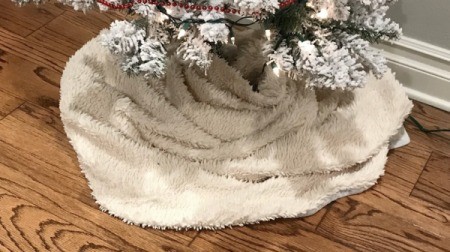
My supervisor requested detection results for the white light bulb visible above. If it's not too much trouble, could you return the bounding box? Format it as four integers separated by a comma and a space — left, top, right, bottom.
272, 64, 280, 77
265, 29, 271, 41
273, 66, 280, 77
157, 13, 168, 22
299, 41, 316, 53
177, 29, 186, 39
316, 8, 329, 20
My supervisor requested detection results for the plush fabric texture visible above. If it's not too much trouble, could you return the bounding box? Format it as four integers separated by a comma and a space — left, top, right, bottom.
60, 31, 413, 230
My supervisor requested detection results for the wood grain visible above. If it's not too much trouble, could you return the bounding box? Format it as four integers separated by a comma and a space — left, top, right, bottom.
0, 49, 61, 112
190, 216, 353, 252
0, 103, 198, 250
0, 187, 119, 252
379, 146, 431, 195
405, 102, 450, 156
376, 101, 450, 196
350, 189, 450, 238
0, 160, 199, 251
0, 26, 67, 73
0, 90, 23, 120
411, 152, 450, 209
411, 101, 450, 138
0, 103, 93, 205
0, 0, 65, 37
0, 3, 449, 251
26, 10, 120, 59
316, 198, 450, 252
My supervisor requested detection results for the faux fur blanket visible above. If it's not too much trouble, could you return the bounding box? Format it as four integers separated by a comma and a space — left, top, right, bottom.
60, 31, 413, 229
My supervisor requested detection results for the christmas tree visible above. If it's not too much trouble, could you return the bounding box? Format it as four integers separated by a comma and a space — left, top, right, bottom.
13, 0, 401, 90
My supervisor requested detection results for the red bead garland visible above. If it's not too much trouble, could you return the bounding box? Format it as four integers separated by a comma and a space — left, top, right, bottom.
96, 0, 296, 15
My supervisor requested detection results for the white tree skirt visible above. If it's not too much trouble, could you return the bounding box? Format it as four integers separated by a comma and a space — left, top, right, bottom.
60, 32, 413, 230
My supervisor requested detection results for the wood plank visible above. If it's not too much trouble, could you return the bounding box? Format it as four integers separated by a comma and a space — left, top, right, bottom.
0, 91, 23, 120
405, 122, 450, 157
316, 197, 450, 252
349, 190, 450, 237
0, 103, 198, 251
0, 0, 65, 37
375, 101, 450, 196
26, 13, 99, 58
0, 27, 66, 73
0, 187, 118, 251
189, 216, 353, 252
0, 9, 124, 74
0, 51, 25, 120
26, 9, 124, 59
0, 103, 94, 205
60, 8, 125, 34
405, 102, 450, 156
410, 101, 450, 138
300, 206, 329, 229
0, 49, 61, 112
378, 144, 431, 196
411, 152, 450, 209
0, 161, 197, 251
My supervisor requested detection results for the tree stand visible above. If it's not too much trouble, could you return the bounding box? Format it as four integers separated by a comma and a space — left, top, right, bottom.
60, 31, 413, 230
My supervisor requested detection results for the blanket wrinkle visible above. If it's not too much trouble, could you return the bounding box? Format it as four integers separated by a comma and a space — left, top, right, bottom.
60, 31, 412, 229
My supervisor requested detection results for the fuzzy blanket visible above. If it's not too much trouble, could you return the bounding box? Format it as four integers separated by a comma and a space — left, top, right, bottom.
60, 31, 412, 229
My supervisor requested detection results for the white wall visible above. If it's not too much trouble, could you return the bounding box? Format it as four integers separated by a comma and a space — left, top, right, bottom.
378, 0, 450, 111
389, 0, 450, 50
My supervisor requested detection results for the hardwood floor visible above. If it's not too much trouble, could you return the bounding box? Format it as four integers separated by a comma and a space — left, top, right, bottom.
0, 1, 449, 251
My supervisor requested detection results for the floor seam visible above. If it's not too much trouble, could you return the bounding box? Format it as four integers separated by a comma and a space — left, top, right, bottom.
187, 232, 200, 247
25, 9, 67, 39
409, 151, 434, 196
0, 101, 26, 121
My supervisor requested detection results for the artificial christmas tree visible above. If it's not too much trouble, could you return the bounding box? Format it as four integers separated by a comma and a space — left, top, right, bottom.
13, 0, 401, 89
13, 0, 412, 229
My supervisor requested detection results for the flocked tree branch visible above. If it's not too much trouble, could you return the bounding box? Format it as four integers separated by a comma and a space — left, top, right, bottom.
12, 0, 402, 90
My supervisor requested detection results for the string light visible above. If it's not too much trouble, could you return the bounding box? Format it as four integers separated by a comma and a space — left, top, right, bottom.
265, 29, 271, 41
177, 29, 187, 39
228, 27, 235, 45
316, 8, 329, 20
177, 23, 191, 39
269, 62, 280, 77
272, 65, 280, 77
298, 40, 316, 53
157, 9, 169, 22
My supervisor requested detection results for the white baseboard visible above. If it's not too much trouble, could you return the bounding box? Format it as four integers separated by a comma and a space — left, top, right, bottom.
376, 37, 450, 111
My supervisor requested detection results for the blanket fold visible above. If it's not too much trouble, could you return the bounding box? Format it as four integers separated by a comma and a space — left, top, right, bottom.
60, 32, 412, 229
